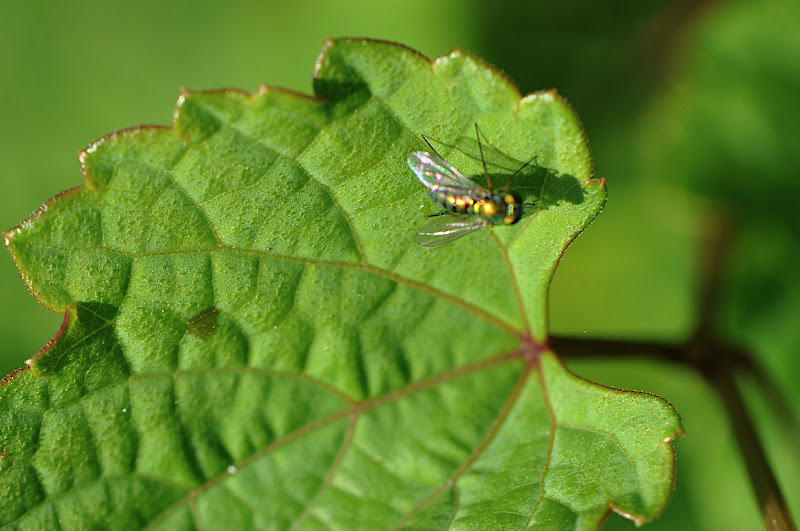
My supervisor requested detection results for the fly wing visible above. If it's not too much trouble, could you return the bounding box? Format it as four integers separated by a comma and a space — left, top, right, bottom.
408, 151, 484, 193
414, 215, 487, 247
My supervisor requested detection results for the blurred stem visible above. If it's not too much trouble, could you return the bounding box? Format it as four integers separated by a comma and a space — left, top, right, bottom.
708, 366, 797, 531
693, 208, 732, 343
694, 211, 795, 530
551, 335, 753, 368
747, 362, 800, 459
549, 336, 683, 362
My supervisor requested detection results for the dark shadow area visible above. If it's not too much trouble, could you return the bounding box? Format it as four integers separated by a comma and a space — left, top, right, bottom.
312, 54, 372, 117
187, 307, 220, 340
426, 134, 586, 213
476, 1, 711, 135
32, 302, 124, 375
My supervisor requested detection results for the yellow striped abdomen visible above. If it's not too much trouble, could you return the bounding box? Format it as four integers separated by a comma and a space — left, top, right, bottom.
431, 189, 476, 215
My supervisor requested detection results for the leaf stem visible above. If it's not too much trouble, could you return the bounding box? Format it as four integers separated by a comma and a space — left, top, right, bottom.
550, 335, 756, 372
694, 209, 733, 340
693, 212, 796, 530
747, 362, 800, 461
549, 336, 684, 362
706, 365, 797, 531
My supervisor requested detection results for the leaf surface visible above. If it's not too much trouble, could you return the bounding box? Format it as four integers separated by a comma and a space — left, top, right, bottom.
1, 38, 681, 529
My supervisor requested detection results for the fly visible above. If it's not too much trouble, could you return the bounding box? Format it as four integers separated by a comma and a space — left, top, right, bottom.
408, 124, 536, 247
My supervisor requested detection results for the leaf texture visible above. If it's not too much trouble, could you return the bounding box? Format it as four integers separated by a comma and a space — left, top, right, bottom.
1, 38, 681, 529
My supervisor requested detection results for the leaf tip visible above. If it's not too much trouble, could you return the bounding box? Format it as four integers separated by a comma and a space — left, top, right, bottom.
173, 89, 192, 128
4, 186, 79, 250
437, 46, 521, 100
78, 142, 100, 190
175, 86, 190, 105
609, 503, 649, 527
519, 88, 561, 107
664, 425, 686, 442
448, 47, 466, 58
585, 176, 607, 189
313, 37, 337, 80
79, 125, 172, 191
3, 194, 60, 307
2, 228, 15, 248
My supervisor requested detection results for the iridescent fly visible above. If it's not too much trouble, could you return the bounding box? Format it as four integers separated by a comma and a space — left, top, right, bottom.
409, 125, 536, 247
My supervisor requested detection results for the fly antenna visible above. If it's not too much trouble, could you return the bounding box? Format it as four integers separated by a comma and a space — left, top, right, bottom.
474, 123, 494, 192
420, 134, 446, 160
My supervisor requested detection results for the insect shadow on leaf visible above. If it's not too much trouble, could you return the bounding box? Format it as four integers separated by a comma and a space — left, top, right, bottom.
408, 124, 584, 247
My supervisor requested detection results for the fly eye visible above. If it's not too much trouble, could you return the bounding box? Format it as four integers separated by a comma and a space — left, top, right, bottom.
503, 203, 522, 225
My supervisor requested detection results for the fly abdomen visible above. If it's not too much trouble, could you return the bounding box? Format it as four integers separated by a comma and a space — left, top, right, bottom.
431, 189, 476, 215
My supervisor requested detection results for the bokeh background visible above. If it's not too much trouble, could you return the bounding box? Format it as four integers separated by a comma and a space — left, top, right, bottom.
1, 0, 798, 528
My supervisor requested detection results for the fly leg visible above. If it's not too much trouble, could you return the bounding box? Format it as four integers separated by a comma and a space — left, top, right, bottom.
499, 155, 538, 193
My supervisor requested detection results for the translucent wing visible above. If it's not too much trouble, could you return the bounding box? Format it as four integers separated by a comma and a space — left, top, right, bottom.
414, 215, 487, 247
408, 151, 485, 193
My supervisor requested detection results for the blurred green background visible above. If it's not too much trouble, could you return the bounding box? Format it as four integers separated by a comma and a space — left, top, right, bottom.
1, 0, 798, 528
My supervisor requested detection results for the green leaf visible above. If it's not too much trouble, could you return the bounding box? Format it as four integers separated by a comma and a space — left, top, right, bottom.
1, 38, 681, 528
